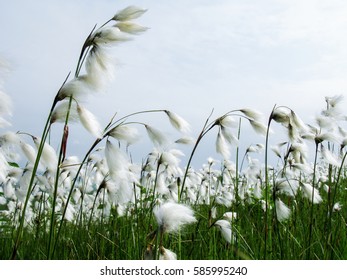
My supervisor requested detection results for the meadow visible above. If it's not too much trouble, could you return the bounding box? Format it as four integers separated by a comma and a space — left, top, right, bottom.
1, 6, 347, 260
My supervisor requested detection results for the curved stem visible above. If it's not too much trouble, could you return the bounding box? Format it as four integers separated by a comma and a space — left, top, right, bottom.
179, 110, 215, 202
264, 104, 276, 260
307, 141, 319, 259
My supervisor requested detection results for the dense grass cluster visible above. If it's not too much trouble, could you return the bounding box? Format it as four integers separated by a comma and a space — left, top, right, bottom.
1, 6, 347, 260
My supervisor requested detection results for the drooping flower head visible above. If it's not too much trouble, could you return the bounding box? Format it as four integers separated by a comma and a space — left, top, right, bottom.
214, 219, 233, 243
154, 201, 196, 233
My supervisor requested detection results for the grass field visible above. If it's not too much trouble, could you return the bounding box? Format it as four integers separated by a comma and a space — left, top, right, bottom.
1, 6, 347, 260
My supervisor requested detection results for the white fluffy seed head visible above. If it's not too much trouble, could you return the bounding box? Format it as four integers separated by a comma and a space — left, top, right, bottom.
92, 27, 131, 45
165, 110, 191, 133
216, 131, 230, 159
175, 136, 195, 145
77, 104, 103, 139
275, 199, 291, 222
240, 108, 263, 120
159, 247, 177, 260
272, 107, 290, 124
33, 137, 58, 172
219, 115, 238, 128
105, 140, 129, 175
51, 101, 79, 124
145, 125, 168, 146
114, 22, 149, 34
221, 126, 238, 146
113, 6, 147, 21
321, 145, 341, 167
20, 142, 37, 164
154, 201, 196, 233
214, 220, 232, 243
85, 46, 116, 91
223, 212, 237, 221
0, 131, 20, 146
325, 95, 343, 108
107, 125, 140, 144
57, 76, 93, 102
301, 183, 323, 204
249, 120, 267, 136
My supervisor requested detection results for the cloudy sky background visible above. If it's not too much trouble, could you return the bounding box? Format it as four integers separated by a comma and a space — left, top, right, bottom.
2, 0, 347, 167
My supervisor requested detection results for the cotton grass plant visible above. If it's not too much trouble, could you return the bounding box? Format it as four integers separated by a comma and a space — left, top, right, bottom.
2, 6, 347, 260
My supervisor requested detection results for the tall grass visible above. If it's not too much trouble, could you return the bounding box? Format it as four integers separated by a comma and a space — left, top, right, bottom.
1, 6, 347, 260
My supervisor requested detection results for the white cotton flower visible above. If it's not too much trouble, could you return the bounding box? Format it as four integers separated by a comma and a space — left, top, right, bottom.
221, 126, 238, 146
175, 136, 195, 145
105, 140, 129, 176
0, 131, 20, 146
321, 146, 341, 167
20, 142, 37, 164
249, 120, 267, 136
85, 46, 115, 91
240, 108, 263, 120
107, 124, 140, 144
33, 137, 58, 172
15, 168, 33, 202
57, 76, 94, 101
333, 202, 342, 212
214, 219, 233, 244
246, 145, 257, 153
92, 26, 131, 45
159, 247, 177, 260
271, 107, 290, 124
60, 156, 80, 177
223, 212, 237, 221
325, 95, 343, 108
164, 110, 190, 133
0, 196, 6, 205
106, 176, 134, 205
154, 201, 196, 233
51, 100, 79, 124
3, 179, 15, 199
104, 142, 137, 204
315, 115, 335, 130
290, 111, 307, 132
276, 178, 298, 197
0, 152, 9, 183
301, 183, 322, 204
113, 6, 147, 21
275, 199, 291, 222
219, 115, 238, 128
216, 131, 230, 159
63, 201, 76, 222
114, 22, 149, 34
77, 104, 103, 139
145, 125, 168, 146
315, 132, 340, 144
160, 149, 184, 167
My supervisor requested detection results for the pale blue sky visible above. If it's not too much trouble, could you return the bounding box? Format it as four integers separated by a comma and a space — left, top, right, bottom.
2, 0, 347, 166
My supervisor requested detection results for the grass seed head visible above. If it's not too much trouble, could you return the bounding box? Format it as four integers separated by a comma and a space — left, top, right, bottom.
154, 201, 196, 233
113, 6, 147, 22
275, 199, 291, 222
77, 104, 103, 139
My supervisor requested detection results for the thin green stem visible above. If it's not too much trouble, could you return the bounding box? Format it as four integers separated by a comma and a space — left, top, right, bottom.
307, 141, 319, 259
264, 104, 276, 260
